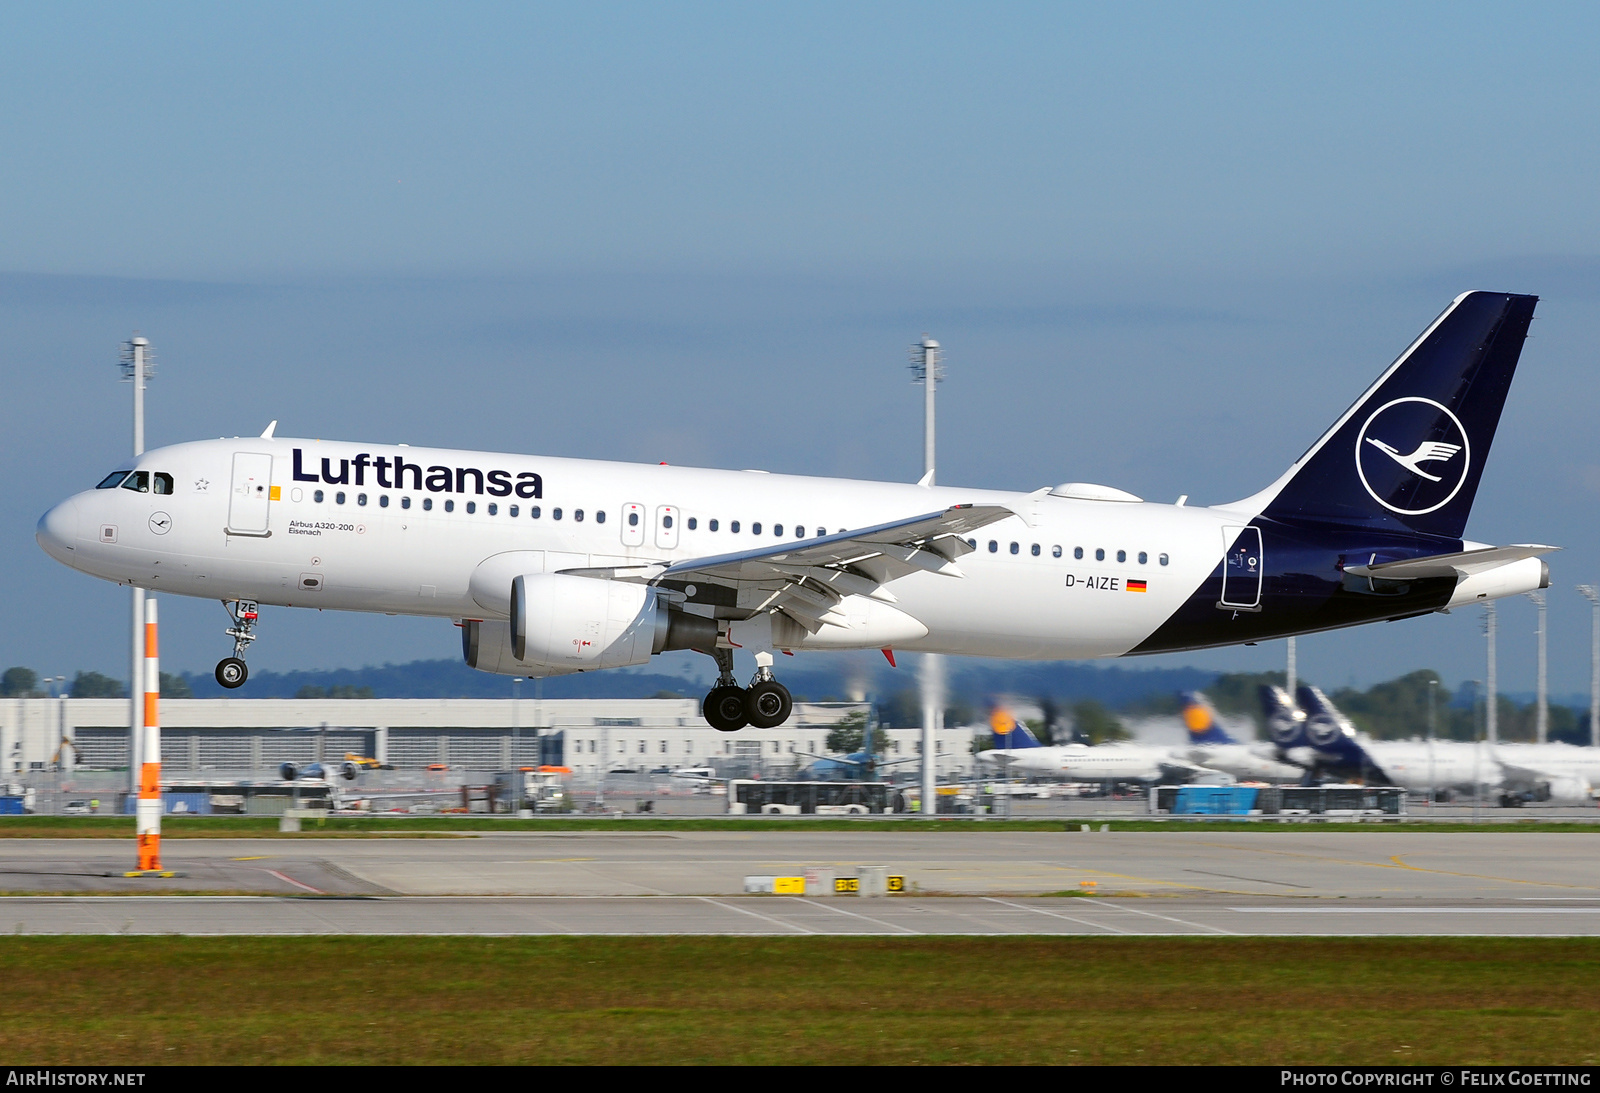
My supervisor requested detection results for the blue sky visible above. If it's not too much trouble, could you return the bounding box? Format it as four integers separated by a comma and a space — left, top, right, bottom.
5, 3, 1600, 697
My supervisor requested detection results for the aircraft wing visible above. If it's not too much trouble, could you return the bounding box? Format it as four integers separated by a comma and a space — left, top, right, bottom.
1344, 544, 1558, 580
562, 504, 1013, 632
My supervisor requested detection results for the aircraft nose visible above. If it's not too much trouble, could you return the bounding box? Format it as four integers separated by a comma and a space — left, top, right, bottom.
36, 498, 81, 563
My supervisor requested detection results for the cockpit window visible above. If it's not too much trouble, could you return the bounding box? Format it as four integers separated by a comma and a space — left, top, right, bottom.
152, 473, 173, 495
97, 471, 129, 489
121, 471, 150, 493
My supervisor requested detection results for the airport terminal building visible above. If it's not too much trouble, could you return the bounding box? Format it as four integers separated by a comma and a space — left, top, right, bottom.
1, 697, 979, 780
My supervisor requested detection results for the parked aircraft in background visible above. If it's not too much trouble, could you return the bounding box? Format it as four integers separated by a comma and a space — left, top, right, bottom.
1292, 685, 1596, 806
1175, 692, 1304, 783
978, 711, 1224, 785
39, 292, 1553, 733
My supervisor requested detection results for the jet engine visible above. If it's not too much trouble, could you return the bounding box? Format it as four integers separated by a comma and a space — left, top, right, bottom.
462, 573, 716, 677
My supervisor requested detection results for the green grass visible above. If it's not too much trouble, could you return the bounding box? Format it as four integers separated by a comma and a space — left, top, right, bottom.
3, 814, 1600, 836
2, 936, 1598, 1064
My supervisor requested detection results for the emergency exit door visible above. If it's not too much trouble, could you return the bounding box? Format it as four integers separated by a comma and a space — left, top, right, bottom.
227, 452, 274, 535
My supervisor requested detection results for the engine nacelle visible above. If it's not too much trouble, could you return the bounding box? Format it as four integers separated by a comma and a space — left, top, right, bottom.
462, 573, 717, 677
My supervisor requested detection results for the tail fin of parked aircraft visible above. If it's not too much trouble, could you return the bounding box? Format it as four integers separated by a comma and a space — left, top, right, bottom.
989, 708, 1043, 750
1180, 691, 1236, 744
1260, 685, 1306, 748
1245, 291, 1537, 542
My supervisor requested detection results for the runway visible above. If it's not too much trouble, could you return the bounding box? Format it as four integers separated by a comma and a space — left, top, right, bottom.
4, 830, 1600, 934
9, 894, 1600, 936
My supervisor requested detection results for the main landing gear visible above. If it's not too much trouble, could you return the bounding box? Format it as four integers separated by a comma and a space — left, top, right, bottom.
701, 648, 793, 732
215, 599, 260, 689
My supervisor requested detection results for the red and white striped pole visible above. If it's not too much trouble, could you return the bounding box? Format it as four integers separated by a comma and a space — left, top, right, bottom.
136, 596, 161, 871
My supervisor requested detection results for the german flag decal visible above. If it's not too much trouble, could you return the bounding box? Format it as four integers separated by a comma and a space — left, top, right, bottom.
1126, 579, 1148, 592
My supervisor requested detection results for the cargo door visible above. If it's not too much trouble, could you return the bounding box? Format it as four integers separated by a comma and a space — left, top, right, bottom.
227, 452, 274, 536
1218, 526, 1262, 610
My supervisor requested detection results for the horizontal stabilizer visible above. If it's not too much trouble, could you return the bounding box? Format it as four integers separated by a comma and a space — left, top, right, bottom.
1345, 544, 1558, 580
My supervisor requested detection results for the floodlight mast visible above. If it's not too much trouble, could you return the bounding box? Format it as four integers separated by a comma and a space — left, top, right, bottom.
120, 337, 154, 794
1528, 590, 1547, 744
1580, 585, 1600, 748
910, 337, 943, 817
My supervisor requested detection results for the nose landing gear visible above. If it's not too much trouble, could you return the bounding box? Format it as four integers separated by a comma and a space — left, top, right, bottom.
215, 599, 259, 690
700, 647, 793, 732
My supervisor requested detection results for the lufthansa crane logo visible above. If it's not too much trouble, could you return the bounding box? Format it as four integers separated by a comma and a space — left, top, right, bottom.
1354, 397, 1470, 516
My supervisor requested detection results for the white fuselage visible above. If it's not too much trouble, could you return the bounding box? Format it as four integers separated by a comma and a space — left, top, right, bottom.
39, 437, 1247, 660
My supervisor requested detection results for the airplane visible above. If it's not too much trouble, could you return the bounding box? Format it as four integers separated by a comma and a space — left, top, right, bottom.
37, 291, 1554, 733
1175, 691, 1304, 782
1259, 684, 1392, 783
976, 710, 1224, 784
1290, 684, 1594, 806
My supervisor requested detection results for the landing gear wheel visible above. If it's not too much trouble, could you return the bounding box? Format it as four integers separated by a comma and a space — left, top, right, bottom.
215, 657, 249, 689
744, 680, 793, 729
703, 685, 749, 732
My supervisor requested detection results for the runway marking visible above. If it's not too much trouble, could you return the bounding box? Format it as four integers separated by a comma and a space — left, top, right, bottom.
1230, 906, 1600, 914
799, 898, 919, 934
982, 898, 1131, 933
695, 897, 815, 934
1385, 854, 1596, 890
265, 869, 324, 895
230, 856, 266, 861
1193, 841, 1599, 892
1103, 901, 1234, 934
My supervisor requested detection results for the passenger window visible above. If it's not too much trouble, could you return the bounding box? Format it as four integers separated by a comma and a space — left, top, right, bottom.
574, 509, 583, 521
796, 526, 805, 538
1031, 544, 1040, 557
709, 519, 719, 532
358, 493, 368, 506
336, 492, 346, 505
423, 498, 433, 511
531, 506, 541, 518
97, 471, 129, 489
121, 472, 150, 493
466, 501, 476, 514
988, 540, 998, 553
967, 539, 977, 548
731, 521, 740, 533
553, 508, 562, 520
628, 512, 639, 527
1116, 550, 1126, 563
444, 499, 454, 512
1138, 551, 1147, 564
1095, 548, 1105, 561
1159, 553, 1169, 566
1052, 545, 1062, 558
1074, 547, 1083, 559
401, 497, 411, 510
1009, 542, 1019, 555
509, 505, 518, 517
596, 510, 605, 524
487, 503, 497, 515
314, 490, 324, 503
773, 524, 783, 537
752, 522, 761, 535
152, 473, 174, 495
687, 517, 698, 530
380, 495, 390, 508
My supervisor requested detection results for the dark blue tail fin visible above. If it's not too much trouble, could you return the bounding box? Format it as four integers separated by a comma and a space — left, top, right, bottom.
1180, 691, 1236, 744
1260, 685, 1306, 747
1255, 292, 1537, 540
1293, 684, 1391, 785
989, 708, 1043, 750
